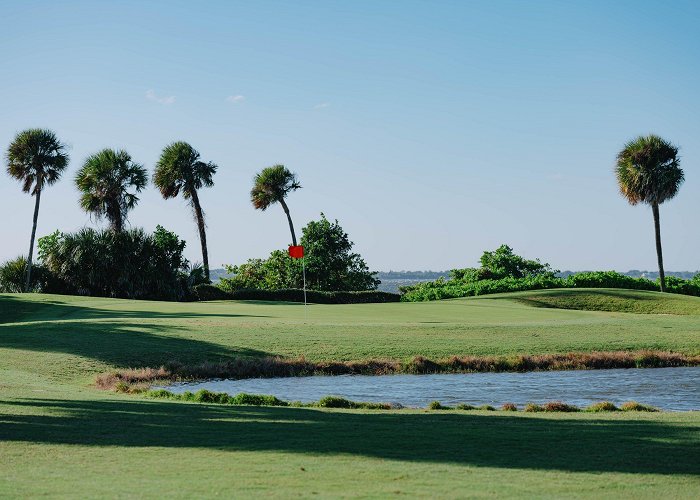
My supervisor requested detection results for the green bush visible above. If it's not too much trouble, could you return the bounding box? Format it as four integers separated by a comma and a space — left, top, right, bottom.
427, 401, 451, 410
317, 396, 355, 408
219, 214, 380, 293
565, 271, 657, 291
401, 254, 700, 302
585, 401, 619, 412
662, 276, 700, 297
0, 256, 53, 293
542, 401, 580, 412
231, 393, 288, 406
455, 403, 476, 410
401, 275, 564, 302
193, 284, 234, 301
477, 404, 496, 411
0, 257, 30, 292
39, 226, 192, 300
620, 401, 659, 412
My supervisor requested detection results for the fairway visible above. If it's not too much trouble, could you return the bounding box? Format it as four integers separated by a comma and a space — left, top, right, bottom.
1, 291, 699, 497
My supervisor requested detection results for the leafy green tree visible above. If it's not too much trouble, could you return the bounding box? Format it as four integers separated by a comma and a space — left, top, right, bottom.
300, 214, 379, 291
251, 165, 301, 245
75, 149, 147, 232
615, 135, 684, 292
450, 245, 555, 282
154, 142, 217, 280
5, 128, 69, 291
219, 214, 379, 292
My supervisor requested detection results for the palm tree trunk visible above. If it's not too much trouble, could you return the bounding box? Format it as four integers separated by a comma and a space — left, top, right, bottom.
279, 198, 297, 246
190, 189, 210, 281
25, 187, 41, 292
652, 202, 666, 292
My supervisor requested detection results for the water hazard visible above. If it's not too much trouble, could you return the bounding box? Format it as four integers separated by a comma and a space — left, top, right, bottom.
161, 366, 700, 411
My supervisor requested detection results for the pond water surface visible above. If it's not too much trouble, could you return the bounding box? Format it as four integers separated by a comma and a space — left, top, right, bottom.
160, 366, 700, 411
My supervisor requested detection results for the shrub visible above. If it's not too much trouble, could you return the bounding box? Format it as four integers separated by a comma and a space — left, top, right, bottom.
39, 226, 191, 300
219, 214, 380, 293
620, 401, 659, 412
477, 404, 496, 411
565, 271, 657, 291
524, 403, 544, 412
401, 275, 564, 302
193, 284, 234, 301
542, 401, 580, 412
427, 401, 451, 410
662, 276, 700, 297
586, 401, 619, 412
501, 402, 518, 411
231, 393, 288, 406
455, 403, 476, 410
0, 257, 30, 292
317, 396, 355, 408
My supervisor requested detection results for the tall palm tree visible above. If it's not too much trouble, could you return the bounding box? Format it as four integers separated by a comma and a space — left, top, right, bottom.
5, 128, 69, 291
153, 142, 217, 280
75, 149, 147, 232
615, 134, 684, 292
251, 165, 302, 245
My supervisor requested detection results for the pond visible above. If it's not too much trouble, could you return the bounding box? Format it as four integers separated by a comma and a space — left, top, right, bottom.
160, 366, 700, 411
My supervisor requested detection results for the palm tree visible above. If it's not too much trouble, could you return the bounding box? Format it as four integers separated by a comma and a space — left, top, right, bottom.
75, 149, 147, 232
5, 128, 69, 291
615, 134, 684, 292
153, 142, 217, 280
251, 165, 302, 245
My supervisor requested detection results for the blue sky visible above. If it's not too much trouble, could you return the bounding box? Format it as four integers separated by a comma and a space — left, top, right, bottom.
1, 0, 698, 271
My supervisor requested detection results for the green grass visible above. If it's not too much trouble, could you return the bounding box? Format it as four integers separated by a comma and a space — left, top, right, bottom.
504, 288, 700, 315
1, 290, 699, 497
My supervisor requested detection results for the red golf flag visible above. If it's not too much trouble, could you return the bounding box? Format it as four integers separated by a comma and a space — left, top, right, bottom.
288, 245, 304, 259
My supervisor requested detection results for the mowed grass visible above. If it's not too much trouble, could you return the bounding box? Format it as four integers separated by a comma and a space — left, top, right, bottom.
1, 290, 699, 497
504, 288, 700, 315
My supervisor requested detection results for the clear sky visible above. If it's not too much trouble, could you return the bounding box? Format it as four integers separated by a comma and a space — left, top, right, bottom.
1, 0, 698, 272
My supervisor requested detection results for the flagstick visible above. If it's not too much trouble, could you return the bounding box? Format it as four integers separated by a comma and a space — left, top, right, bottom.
302, 256, 307, 321
301, 257, 308, 321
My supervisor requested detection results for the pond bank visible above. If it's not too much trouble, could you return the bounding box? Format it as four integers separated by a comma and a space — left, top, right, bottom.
154, 366, 700, 411
96, 349, 700, 392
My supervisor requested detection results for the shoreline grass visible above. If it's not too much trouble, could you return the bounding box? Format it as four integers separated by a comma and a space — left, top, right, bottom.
142, 388, 663, 413
96, 349, 700, 391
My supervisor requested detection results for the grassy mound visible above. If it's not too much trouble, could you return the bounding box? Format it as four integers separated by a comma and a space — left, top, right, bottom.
498, 288, 700, 315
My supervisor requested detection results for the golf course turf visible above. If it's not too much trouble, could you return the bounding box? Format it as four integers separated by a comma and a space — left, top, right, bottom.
1, 289, 699, 497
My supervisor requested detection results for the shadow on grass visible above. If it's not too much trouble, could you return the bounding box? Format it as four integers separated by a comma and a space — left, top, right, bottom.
0, 294, 271, 325
0, 320, 270, 367
1, 398, 698, 475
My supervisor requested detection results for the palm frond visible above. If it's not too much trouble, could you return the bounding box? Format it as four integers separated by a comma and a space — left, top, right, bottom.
615, 134, 683, 206
250, 164, 301, 210
5, 128, 69, 194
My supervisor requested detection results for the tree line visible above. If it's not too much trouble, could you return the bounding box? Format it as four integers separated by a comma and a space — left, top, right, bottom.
3, 129, 688, 295
5, 128, 305, 292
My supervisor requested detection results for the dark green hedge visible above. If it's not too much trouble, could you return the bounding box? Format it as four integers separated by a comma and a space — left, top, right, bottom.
194, 284, 400, 304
